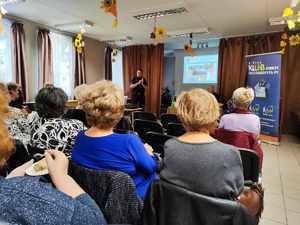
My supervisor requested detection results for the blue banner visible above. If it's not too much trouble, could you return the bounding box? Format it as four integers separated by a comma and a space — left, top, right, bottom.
246, 53, 281, 137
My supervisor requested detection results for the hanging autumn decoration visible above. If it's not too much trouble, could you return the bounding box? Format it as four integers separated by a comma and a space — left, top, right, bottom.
184, 33, 194, 54
280, 32, 300, 54
282, 0, 300, 30
100, 0, 118, 28
74, 33, 84, 54
0, 7, 7, 33
150, 17, 166, 43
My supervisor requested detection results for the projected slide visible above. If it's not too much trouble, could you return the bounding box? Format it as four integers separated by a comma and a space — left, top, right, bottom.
183, 54, 218, 84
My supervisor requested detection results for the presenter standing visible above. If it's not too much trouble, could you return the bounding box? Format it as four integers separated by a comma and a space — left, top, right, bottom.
130, 69, 147, 109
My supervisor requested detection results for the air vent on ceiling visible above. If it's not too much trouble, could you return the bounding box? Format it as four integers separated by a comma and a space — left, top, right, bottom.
269, 17, 286, 26
133, 7, 188, 21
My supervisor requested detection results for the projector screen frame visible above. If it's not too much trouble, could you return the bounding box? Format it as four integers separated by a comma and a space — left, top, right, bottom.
174, 47, 219, 95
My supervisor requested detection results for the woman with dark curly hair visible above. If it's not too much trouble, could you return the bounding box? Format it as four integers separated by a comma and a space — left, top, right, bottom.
9, 86, 85, 155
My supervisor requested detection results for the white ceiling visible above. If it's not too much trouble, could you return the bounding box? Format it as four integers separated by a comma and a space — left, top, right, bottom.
4, 0, 295, 45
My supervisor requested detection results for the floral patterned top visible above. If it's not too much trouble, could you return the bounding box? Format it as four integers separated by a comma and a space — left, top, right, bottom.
7, 112, 85, 155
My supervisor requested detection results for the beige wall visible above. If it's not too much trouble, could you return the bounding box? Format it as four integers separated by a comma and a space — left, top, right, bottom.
10, 18, 105, 100
85, 37, 105, 84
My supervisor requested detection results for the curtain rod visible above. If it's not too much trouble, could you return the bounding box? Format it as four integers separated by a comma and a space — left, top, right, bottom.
5, 14, 75, 37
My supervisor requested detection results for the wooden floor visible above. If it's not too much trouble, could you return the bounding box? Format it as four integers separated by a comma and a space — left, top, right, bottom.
259, 135, 300, 225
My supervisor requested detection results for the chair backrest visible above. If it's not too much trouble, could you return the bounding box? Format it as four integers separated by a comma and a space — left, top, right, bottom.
160, 114, 180, 128
239, 148, 260, 183
166, 123, 186, 137
133, 111, 157, 122
115, 117, 133, 131
113, 128, 136, 135
133, 119, 164, 141
211, 128, 263, 170
144, 132, 173, 157
6, 140, 30, 173
143, 180, 256, 225
63, 109, 88, 127
69, 162, 142, 225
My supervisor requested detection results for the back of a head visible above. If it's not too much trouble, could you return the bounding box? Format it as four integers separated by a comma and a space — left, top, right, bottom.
35, 86, 68, 118
233, 87, 255, 110
81, 80, 125, 129
6, 83, 19, 92
176, 88, 220, 132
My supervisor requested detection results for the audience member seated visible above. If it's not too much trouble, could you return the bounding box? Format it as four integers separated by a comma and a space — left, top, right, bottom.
9, 86, 85, 155
0, 83, 26, 120
74, 84, 88, 109
0, 90, 106, 225
71, 80, 158, 199
7, 82, 24, 109
207, 85, 222, 102
219, 87, 260, 137
160, 88, 244, 200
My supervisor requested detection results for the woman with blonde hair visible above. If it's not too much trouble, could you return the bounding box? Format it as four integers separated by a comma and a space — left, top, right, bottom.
219, 87, 260, 136
71, 80, 158, 199
0, 90, 106, 225
160, 88, 244, 200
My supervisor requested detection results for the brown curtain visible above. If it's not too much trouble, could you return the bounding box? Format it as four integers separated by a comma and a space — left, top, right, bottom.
218, 33, 281, 100
105, 46, 112, 80
11, 23, 28, 100
123, 44, 164, 115
218, 32, 300, 133
74, 46, 86, 86
37, 29, 53, 88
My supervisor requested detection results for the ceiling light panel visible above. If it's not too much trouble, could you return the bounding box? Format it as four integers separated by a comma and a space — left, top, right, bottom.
133, 7, 188, 21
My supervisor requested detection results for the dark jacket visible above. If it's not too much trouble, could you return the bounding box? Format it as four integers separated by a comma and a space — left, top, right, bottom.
143, 180, 256, 225
69, 162, 143, 225
0, 176, 106, 225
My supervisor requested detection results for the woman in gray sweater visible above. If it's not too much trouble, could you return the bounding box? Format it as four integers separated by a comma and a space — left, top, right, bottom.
160, 88, 244, 200
0, 90, 106, 225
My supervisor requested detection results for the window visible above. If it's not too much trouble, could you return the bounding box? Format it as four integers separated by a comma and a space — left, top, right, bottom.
112, 49, 124, 90
50, 32, 75, 98
0, 19, 13, 83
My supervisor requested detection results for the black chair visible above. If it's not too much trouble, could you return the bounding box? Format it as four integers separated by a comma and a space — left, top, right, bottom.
133, 111, 157, 122
143, 180, 256, 225
63, 109, 88, 127
69, 162, 142, 225
167, 123, 186, 137
5, 140, 31, 173
133, 119, 164, 141
144, 132, 173, 157
113, 128, 135, 135
239, 148, 260, 183
160, 114, 180, 128
115, 117, 133, 131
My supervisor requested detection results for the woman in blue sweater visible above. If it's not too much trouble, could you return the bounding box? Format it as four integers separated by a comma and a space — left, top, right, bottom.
72, 80, 158, 199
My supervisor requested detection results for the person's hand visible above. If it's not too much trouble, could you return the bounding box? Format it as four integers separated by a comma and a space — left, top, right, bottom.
45, 150, 69, 183
6, 159, 34, 179
45, 150, 85, 198
138, 79, 143, 85
144, 143, 154, 156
